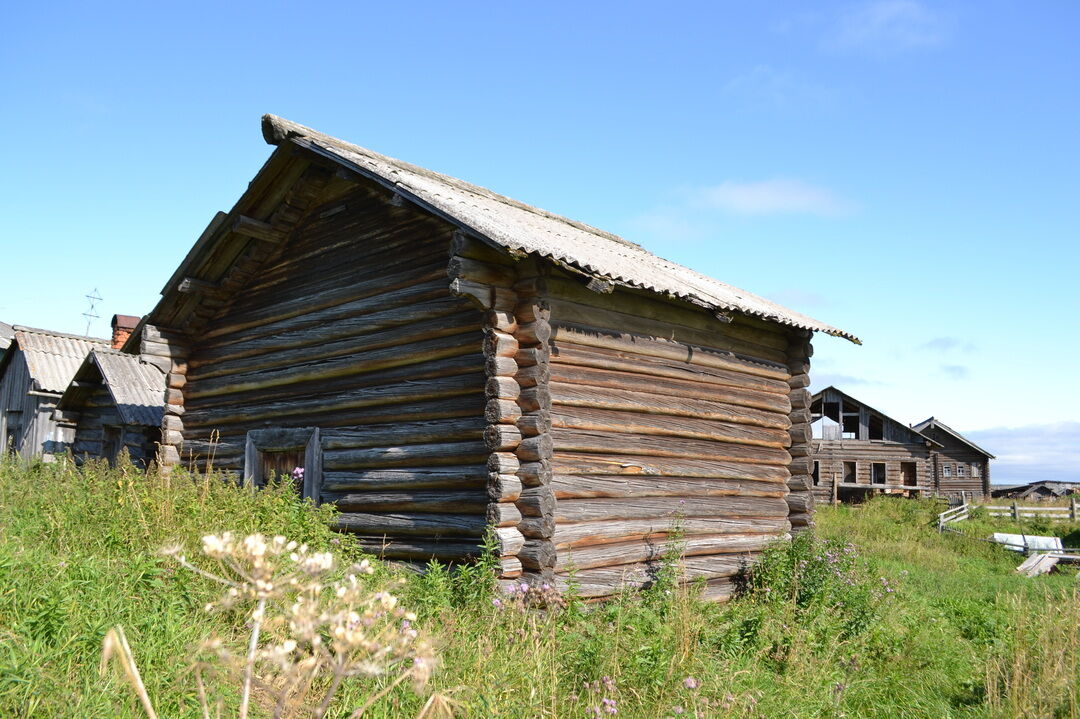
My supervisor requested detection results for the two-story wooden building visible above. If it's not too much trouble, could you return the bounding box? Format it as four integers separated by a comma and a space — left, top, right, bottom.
911, 417, 993, 498
117, 114, 858, 599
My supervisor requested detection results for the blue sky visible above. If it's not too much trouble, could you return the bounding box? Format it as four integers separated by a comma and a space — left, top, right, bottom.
2, 1, 1077, 483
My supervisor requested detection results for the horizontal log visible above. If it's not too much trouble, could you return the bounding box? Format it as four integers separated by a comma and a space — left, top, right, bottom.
447, 255, 516, 287
551, 474, 786, 499
788, 374, 811, 389
550, 343, 789, 395
516, 413, 550, 436
518, 540, 556, 570
321, 467, 489, 492
321, 419, 484, 449
351, 537, 484, 562
483, 330, 519, 359
553, 516, 789, 549
556, 533, 774, 572
517, 321, 552, 345
485, 376, 520, 399
518, 486, 555, 517
514, 299, 550, 324
518, 460, 552, 487
449, 278, 492, 309
484, 424, 522, 451
786, 493, 814, 514
555, 555, 751, 598
551, 428, 791, 466
189, 293, 469, 372
184, 374, 485, 429
518, 386, 551, 413
324, 490, 487, 513
700, 577, 736, 602
552, 453, 790, 481
494, 526, 525, 556
167, 372, 187, 389
485, 398, 522, 424
542, 274, 790, 351
516, 434, 553, 462
547, 298, 788, 363
549, 363, 790, 416
323, 441, 489, 470
515, 363, 548, 388
488, 502, 523, 527
550, 383, 788, 429
518, 515, 555, 539
337, 512, 488, 537
487, 473, 522, 502
500, 556, 523, 578
486, 309, 517, 333
514, 347, 548, 367
488, 452, 520, 475
556, 496, 789, 523
552, 406, 790, 449
551, 323, 789, 380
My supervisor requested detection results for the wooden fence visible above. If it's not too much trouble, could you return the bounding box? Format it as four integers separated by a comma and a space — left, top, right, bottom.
986, 499, 1079, 522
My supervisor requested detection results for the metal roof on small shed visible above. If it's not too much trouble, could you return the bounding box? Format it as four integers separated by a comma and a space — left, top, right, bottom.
9, 327, 109, 393
262, 115, 859, 343
93, 350, 166, 426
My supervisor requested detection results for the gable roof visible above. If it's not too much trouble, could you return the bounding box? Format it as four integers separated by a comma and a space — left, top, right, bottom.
58, 349, 166, 426
812, 385, 943, 447
0, 327, 109, 394
911, 417, 995, 458
258, 115, 858, 343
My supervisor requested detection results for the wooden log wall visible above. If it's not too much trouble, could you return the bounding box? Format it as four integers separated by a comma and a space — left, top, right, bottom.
541, 270, 797, 599
920, 424, 991, 496
809, 441, 932, 502
786, 333, 814, 531
68, 385, 156, 467
176, 183, 496, 567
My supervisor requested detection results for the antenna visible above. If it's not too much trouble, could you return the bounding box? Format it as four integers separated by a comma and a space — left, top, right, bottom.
83, 288, 102, 336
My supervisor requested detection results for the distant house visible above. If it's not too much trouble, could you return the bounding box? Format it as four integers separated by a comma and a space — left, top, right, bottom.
117, 114, 858, 598
991, 481, 1078, 500
810, 386, 941, 502
911, 417, 994, 497
0, 327, 108, 458
55, 348, 165, 468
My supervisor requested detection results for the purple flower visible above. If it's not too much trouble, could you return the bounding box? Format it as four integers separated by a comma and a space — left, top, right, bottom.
683, 676, 700, 690
492, 598, 503, 609
291, 466, 304, 481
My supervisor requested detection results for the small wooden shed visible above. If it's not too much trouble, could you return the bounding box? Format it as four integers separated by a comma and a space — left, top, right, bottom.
0, 327, 108, 459
55, 348, 166, 468
126, 115, 857, 598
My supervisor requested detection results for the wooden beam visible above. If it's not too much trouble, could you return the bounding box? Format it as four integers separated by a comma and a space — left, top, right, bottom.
232, 215, 287, 244
177, 277, 223, 298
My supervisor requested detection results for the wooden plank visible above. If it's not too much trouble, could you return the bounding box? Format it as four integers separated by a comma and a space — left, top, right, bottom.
551, 428, 791, 466
555, 496, 789, 523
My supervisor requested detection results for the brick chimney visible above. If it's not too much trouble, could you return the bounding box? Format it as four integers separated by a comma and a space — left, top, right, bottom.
111, 314, 140, 349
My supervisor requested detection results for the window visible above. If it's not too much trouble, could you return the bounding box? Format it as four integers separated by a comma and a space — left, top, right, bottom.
971, 463, 981, 478
868, 414, 884, 440
943, 464, 952, 478
843, 461, 857, 484
957, 464, 966, 478
871, 462, 887, 485
244, 427, 322, 500
812, 461, 820, 486
901, 461, 918, 487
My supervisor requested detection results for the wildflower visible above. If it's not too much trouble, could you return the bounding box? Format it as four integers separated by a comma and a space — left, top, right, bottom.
672, 707, 684, 715
683, 676, 700, 690
492, 598, 503, 609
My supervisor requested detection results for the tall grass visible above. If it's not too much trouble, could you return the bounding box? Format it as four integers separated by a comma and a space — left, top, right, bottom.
1, 458, 1078, 717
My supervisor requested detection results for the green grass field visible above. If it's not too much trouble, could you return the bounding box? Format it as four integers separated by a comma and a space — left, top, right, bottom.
1, 457, 1077, 718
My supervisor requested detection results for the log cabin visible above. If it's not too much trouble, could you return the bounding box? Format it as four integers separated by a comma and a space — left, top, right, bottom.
0, 327, 108, 459
911, 417, 993, 498
123, 114, 858, 599
809, 386, 941, 502
54, 348, 166, 468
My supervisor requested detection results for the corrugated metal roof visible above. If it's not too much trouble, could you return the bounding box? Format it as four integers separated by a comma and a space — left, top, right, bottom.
0, 321, 13, 351
12, 326, 109, 393
92, 350, 166, 426
263, 114, 859, 343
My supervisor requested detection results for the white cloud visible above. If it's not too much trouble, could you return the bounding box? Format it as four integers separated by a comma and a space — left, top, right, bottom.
830, 1, 946, 54
722, 65, 833, 110
941, 364, 970, 380
693, 179, 853, 217
967, 422, 1080, 485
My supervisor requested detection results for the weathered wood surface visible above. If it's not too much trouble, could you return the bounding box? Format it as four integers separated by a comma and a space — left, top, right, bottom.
557, 533, 774, 571
555, 555, 751, 598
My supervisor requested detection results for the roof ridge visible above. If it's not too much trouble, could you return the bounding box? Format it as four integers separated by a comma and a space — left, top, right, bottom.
14, 326, 110, 343
262, 115, 642, 251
